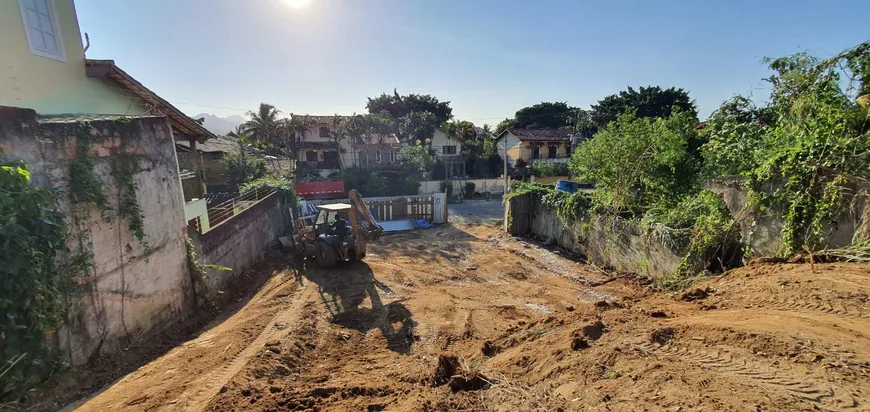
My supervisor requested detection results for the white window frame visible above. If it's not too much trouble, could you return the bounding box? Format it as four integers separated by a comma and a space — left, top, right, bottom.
18, 0, 67, 62
390, 149, 396, 163
375, 150, 382, 163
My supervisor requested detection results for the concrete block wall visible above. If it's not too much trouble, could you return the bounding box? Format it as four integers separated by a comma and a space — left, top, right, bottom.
189, 194, 283, 297
0, 107, 193, 364
506, 192, 686, 282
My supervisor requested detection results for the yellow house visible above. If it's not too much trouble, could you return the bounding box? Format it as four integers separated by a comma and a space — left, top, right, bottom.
495, 128, 574, 166
1, 0, 142, 115
2, 0, 216, 227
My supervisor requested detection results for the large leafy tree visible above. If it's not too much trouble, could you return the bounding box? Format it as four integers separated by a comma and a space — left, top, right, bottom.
495, 102, 584, 135
366, 89, 453, 125
570, 110, 701, 212
512, 102, 574, 129
397, 111, 438, 146
590, 86, 697, 130
245, 103, 282, 154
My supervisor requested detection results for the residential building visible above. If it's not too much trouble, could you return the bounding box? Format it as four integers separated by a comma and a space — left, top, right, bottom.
494, 128, 573, 166
430, 129, 463, 158
1, 0, 216, 227
294, 115, 404, 175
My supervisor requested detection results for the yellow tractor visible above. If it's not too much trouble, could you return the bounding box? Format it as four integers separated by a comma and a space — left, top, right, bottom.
292, 189, 383, 267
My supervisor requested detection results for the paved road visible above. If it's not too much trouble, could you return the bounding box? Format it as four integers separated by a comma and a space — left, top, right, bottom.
447, 199, 504, 224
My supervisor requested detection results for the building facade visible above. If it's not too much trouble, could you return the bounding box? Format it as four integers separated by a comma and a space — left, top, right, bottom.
495, 128, 573, 166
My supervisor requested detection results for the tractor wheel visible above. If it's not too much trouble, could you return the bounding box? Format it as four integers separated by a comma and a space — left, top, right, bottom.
349, 249, 366, 261
315, 242, 338, 268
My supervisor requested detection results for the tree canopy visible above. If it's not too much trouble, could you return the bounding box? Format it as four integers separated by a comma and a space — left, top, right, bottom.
366, 89, 453, 125
591, 86, 697, 130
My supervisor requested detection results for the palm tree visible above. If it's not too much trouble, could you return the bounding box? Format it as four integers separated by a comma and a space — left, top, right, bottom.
280, 115, 312, 161
327, 114, 349, 169
443, 120, 476, 143
227, 125, 250, 165
245, 103, 281, 154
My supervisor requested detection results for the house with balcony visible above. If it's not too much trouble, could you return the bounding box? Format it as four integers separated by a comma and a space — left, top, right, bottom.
294, 115, 405, 175
494, 128, 573, 166
294, 115, 343, 174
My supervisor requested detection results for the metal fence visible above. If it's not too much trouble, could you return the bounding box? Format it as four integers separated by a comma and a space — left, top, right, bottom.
295, 194, 440, 227
197, 186, 277, 230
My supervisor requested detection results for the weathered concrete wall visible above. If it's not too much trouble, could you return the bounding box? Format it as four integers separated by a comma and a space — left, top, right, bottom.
706, 179, 870, 257
0, 107, 192, 365
506, 193, 686, 282
189, 194, 283, 296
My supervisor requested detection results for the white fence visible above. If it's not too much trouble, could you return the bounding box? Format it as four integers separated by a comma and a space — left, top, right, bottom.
296, 192, 448, 225
418, 178, 506, 195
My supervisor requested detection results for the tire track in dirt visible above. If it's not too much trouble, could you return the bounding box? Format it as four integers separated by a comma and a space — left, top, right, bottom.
175, 284, 317, 411
634, 341, 860, 410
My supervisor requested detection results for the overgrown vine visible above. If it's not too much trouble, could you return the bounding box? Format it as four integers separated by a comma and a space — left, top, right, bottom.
0, 163, 72, 396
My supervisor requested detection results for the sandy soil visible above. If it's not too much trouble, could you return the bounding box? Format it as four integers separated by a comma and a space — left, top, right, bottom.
66, 218, 870, 411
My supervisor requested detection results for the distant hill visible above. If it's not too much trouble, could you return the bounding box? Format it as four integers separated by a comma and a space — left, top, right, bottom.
193, 113, 246, 136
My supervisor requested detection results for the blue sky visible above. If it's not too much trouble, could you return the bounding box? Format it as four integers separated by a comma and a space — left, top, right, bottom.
75, 0, 869, 124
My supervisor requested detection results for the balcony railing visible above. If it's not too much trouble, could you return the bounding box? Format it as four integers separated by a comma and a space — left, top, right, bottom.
531, 155, 571, 164
298, 159, 340, 170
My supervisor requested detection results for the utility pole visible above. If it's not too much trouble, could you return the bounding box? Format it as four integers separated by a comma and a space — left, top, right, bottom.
502, 134, 509, 193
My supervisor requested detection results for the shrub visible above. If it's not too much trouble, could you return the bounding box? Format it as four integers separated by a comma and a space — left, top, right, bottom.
240, 177, 298, 205
224, 152, 266, 187
439, 180, 454, 198
464, 181, 476, 196
570, 110, 701, 213
342, 167, 387, 197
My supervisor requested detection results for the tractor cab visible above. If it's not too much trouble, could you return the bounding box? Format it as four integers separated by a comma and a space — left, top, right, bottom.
314, 203, 353, 237
292, 190, 383, 268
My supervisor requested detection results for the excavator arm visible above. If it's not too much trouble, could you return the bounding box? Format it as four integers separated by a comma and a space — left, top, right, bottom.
348, 189, 383, 241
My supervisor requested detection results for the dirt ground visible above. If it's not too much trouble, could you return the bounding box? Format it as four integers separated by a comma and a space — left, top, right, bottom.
59, 205, 870, 411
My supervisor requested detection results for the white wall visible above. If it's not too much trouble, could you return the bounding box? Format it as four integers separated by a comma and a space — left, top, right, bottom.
430, 130, 462, 156
419, 178, 506, 195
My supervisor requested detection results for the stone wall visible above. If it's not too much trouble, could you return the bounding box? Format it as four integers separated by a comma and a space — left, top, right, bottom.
189, 193, 284, 297
0, 107, 192, 365
506, 192, 687, 282
706, 179, 870, 257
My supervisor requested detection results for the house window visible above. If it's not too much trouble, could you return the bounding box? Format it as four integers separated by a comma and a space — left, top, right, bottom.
376, 150, 382, 163
390, 149, 396, 163
548, 145, 558, 158
19, 0, 66, 62
319, 127, 330, 138
442, 145, 457, 155
532, 146, 540, 159
305, 151, 317, 162
566, 141, 572, 154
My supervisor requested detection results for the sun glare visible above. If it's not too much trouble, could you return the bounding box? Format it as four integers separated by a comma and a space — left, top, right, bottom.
282, 0, 311, 9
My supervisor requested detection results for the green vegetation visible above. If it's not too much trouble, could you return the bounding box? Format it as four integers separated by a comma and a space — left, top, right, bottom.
0, 163, 71, 396
185, 236, 231, 309
240, 177, 298, 205
531, 162, 569, 177
464, 181, 476, 197
702, 42, 870, 255
223, 152, 267, 188
518, 41, 870, 287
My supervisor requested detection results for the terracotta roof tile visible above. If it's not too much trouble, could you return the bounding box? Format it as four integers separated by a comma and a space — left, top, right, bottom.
505, 128, 572, 142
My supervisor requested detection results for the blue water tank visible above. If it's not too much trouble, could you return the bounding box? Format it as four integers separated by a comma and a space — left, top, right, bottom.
556, 180, 578, 193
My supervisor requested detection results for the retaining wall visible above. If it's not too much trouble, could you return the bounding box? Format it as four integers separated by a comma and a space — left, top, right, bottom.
188, 193, 285, 297
506, 192, 686, 282
0, 107, 192, 364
